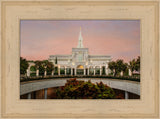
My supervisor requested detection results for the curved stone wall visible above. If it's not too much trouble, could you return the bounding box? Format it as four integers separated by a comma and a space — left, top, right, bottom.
20, 78, 140, 95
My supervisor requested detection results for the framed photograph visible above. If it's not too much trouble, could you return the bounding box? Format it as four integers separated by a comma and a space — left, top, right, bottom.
20, 20, 140, 100
0, 0, 159, 118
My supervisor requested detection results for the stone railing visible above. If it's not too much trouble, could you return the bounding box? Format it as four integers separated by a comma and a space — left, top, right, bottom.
20, 78, 140, 98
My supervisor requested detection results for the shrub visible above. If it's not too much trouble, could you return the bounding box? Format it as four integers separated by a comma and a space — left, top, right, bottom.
55, 78, 116, 99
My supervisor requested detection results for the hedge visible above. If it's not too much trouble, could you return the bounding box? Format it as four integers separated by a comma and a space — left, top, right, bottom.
20, 75, 140, 82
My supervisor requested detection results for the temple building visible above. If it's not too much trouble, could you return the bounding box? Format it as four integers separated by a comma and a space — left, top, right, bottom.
48, 27, 111, 75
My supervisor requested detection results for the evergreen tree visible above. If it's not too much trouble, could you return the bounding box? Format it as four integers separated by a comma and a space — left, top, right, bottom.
135, 56, 140, 72
55, 57, 58, 64
20, 57, 29, 74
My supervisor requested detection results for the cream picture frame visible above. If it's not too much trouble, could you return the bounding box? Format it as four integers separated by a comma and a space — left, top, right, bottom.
0, 0, 159, 118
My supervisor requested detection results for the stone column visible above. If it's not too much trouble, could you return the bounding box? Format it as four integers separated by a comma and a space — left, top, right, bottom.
84, 68, 86, 75
65, 67, 67, 75
44, 66, 47, 76
93, 67, 95, 75
100, 66, 102, 75
75, 68, 77, 75
27, 69, 30, 77
88, 68, 89, 75
36, 69, 39, 77
120, 71, 123, 76
129, 69, 132, 76
125, 91, 129, 99
113, 69, 116, 76
27, 93, 31, 99
106, 64, 109, 75
44, 88, 48, 99
51, 70, 54, 76
71, 68, 73, 75
58, 66, 60, 75
44, 70, 47, 76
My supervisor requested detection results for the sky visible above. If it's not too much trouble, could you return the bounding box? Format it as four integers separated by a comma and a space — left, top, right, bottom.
20, 20, 140, 63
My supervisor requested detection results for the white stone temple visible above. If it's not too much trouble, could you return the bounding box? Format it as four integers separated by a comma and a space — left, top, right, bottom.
48, 27, 111, 75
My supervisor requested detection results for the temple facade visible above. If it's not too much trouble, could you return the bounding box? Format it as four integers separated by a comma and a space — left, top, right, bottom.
48, 28, 111, 75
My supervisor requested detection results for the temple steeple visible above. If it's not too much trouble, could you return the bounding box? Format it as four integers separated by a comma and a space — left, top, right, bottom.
77, 27, 84, 48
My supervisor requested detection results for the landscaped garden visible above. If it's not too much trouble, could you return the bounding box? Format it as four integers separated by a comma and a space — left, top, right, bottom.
50, 78, 123, 99
20, 56, 140, 82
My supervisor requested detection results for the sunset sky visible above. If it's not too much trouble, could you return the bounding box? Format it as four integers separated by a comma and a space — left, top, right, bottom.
20, 20, 140, 63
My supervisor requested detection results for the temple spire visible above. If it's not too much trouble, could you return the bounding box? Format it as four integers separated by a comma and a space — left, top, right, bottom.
77, 27, 84, 48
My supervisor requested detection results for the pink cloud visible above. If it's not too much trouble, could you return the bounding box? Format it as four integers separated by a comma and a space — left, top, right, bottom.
21, 20, 140, 63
